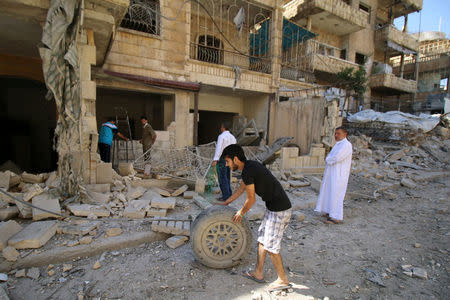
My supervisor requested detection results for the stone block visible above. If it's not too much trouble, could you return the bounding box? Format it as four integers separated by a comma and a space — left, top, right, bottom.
2, 246, 19, 261
0, 206, 19, 221
67, 204, 110, 217
9, 173, 21, 188
183, 191, 196, 199
147, 208, 167, 217
32, 194, 61, 221
141, 189, 160, 200
152, 187, 171, 197
45, 172, 58, 188
171, 185, 188, 197
82, 44, 96, 65
195, 179, 205, 193
289, 180, 310, 188
281, 157, 296, 170
21, 172, 44, 184
106, 228, 122, 237
27, 267, 40, 279
388, 150, 405, 162
96, 163, 112, 184
295, 157, 304, 168
0, 220, 22, 250
281, 147, 299, 159
310, 156, 319, 167
8, 220, 57, 249
310, 147, 325, 158
0, 189, 16, 205
123, 206, 146, 219
81, 80, 96, 100
309, 176, 322, 193
118, 163, 134, 176
86, 184, 110, 193
23, 184, 44, 202
151, 197, 176, 209
15, 198, 32, 219
400, 178, 416, 189
302, 156, 311, 167
58, 222, 98, 235
0, 173, 9, 189
165, 235, 189, 249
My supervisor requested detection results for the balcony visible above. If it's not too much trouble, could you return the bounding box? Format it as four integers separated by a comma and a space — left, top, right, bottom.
291, 0, 369, 36
378, 0, 422, 19
369, 73, 417, 94
375, 25, 419, 54
281, 40, 359, 82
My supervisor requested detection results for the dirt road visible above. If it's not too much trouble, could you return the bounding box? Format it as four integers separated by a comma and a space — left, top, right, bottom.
7, 171, 449, 300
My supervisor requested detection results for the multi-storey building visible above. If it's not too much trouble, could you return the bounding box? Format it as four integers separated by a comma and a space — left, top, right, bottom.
283, 0, 422, 112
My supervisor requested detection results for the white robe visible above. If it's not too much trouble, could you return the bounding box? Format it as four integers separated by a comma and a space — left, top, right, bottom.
315, 138, 353, 221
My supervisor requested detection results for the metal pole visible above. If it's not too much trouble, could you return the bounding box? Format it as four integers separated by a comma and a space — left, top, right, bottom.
193, 92, 199, 145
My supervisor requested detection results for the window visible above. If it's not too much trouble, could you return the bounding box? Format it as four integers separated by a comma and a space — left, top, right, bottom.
340, 49, 347, 60
121, 0, 161, 35
359, 2, 371, 23
355, 52, 366, 65
197, 35, 224, 65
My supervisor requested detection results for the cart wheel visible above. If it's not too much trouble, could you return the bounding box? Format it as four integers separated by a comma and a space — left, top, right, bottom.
190, 206, 253, 269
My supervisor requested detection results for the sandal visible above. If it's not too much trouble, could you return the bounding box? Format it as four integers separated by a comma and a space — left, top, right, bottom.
242, 270, 266, 283
323, 217, 342, 224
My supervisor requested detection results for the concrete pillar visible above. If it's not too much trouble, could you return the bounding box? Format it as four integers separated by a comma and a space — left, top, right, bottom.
399, 54, 405, 78
306, 17, 312, 31
270, 3, 283, 92
174, 91, 191, 148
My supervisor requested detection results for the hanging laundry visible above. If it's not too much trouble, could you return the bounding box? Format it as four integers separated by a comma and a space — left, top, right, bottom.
233, 7, 245, 36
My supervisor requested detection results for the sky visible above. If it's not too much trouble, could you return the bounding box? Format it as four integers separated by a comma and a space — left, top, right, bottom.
393, 0, 450, 36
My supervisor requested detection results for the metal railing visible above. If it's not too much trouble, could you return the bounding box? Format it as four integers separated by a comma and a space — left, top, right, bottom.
189, 43, 271, 74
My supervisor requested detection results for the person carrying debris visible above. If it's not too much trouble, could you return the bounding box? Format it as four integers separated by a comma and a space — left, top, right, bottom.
220, 144, 292, 292
315, 126, 353, 224
139, 116, 157, 160
98, 118, 129, 163
212, 121, 236, 201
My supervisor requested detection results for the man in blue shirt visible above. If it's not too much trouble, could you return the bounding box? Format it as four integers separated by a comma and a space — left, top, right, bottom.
98, 118, 129, 163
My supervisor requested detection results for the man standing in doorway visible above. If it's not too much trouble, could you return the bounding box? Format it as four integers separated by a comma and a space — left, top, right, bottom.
315, 126, 353, 224
220, 144, 292, 292
212, 121, 236, 201
139, 116, 157, 160
98, 118, 129, 163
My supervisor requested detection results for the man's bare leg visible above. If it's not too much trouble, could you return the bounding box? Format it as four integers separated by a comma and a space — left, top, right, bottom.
268, 252, 289, 287
250, 243, 266, 280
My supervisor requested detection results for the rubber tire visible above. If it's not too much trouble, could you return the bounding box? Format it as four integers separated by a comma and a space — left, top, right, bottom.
190, 205, 253, 269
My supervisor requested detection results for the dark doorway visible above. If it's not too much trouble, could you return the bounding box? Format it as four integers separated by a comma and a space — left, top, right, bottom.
197, 110, 236, 145
0, 77, 57, 173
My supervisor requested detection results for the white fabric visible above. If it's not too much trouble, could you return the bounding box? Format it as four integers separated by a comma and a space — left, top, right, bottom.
315, 138, 353, 221
213, 131, 237, 161
347, 109, 440, 132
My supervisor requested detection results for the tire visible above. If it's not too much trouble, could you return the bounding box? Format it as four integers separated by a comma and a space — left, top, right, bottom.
190, 205, 253, 269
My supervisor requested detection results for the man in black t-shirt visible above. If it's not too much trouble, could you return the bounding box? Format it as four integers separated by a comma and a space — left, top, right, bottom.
220, 144, 292, 291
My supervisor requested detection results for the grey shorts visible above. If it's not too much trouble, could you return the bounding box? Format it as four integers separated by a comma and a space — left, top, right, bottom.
257, 208, 291, 254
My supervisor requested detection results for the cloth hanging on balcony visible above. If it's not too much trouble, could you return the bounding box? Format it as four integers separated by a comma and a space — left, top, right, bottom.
233, 7, 245, 37
249, 18, 316, 56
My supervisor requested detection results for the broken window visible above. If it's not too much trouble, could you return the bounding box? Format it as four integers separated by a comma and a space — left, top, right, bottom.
359, 2, 371, 23
121, 0, 161, 35
355, 52, 366, 65
197, 35, 224, 65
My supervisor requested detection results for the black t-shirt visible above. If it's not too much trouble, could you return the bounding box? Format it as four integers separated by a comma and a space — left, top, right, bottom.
241, 160, 291, 212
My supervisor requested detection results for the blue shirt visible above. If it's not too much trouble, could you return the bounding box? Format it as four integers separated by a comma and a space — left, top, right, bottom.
98, 122, 118, 146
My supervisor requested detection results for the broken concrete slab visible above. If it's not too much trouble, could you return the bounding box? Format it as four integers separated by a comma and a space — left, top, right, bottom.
58, 222, 98, 236
151, 197, 176, 209
126, 186, 146, 201
147, 208, 167, 217
45, 172, 58, 189
289, 180, 310, 188
15, 197, 32, 219
0, 173, 9, 190
192, 195, 211, 210
0, 220, 23, 250
308, 176, 322, 193
123, 206, 146, 219
87, 191, 111, 204
171, 185, 188, 197
152, 187, 171, 197
67, 204, 110, 217
412, 267, 428, 279
8, 221, 57, 249
15, 269, 26, 278
195, 179, 205, 193
387, 150, 405, 162
183, 191, 196, 199
21, 172, 45, 184
23, 184, 44, 202
32, 194, 61, 221
96, 163, 113, 184
118, 163, 134, 176
151, 220, 190, 236
0, 207, 19, 221
2, 246, 19, 262
165, 236, 188, 249
0, 190, 16, 205
86, 184, 111, 193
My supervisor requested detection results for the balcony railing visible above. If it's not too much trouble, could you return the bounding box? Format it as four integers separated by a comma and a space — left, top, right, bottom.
189, 43, 271, 74
375, 25, 419, 53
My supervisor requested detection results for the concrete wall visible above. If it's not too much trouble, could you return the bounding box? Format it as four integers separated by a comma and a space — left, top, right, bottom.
243, 94, 270, 131
191, 93, 245, 114
271, 96, 326, 155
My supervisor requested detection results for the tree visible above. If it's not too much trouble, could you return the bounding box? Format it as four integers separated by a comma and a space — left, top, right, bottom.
336, 65, 368, 112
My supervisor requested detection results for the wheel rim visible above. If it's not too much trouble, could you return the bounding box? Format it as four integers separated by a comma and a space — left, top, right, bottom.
200, 220, 245, 261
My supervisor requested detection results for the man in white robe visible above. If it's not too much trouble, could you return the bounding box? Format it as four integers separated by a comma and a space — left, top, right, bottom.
315, 127, 353, 224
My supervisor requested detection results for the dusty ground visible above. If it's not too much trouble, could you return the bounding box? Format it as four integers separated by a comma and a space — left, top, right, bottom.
5, 170, 449, 300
